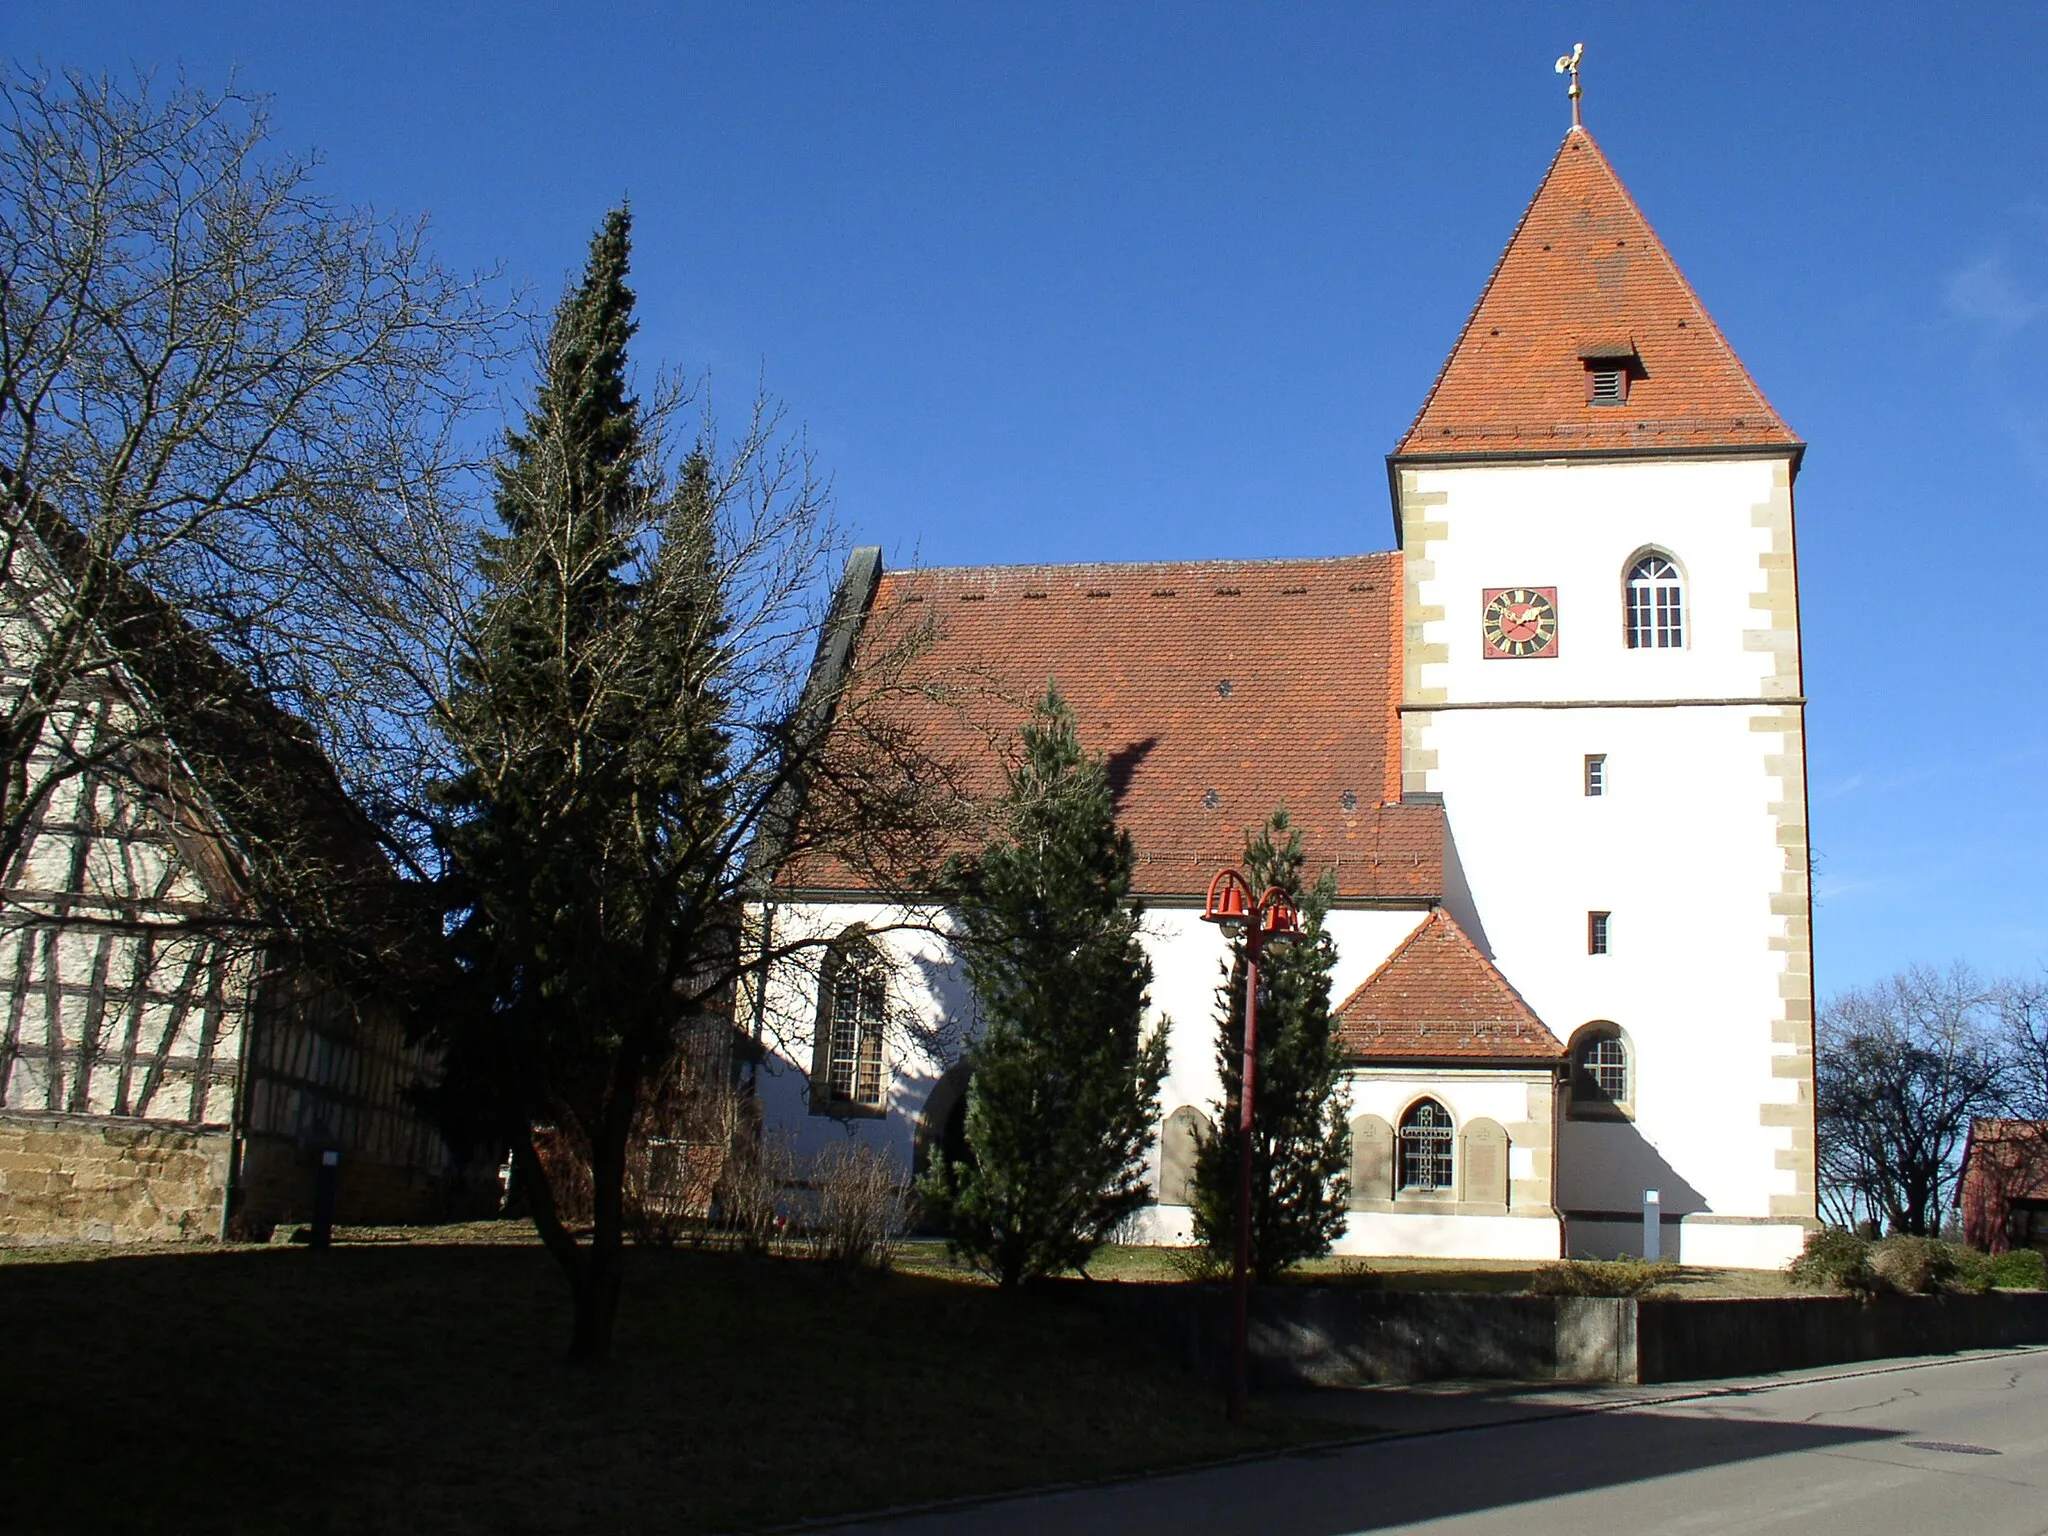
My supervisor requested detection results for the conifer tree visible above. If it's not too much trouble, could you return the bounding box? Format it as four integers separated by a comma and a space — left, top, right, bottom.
920, 686, 1167, 1287
430, 209, 731, 1360
1191, 809, 1351, 1279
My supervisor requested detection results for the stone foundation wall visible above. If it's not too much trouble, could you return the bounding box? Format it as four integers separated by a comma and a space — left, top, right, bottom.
0, 1111, 230, 1244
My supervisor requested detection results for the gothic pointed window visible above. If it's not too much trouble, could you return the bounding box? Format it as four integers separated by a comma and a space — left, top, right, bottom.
1398, 1098, 1455, 1191
810, 931, 887, 1116
1625, 554, 1685, 649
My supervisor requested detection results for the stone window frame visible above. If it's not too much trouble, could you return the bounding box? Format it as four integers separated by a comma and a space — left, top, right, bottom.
808, 927, 889, 1120
1350, 1099, 1527, 1216
1623, 548, 1687, 651
1567, 1020, 1635, 1122
1397, 1096, 1456, 1193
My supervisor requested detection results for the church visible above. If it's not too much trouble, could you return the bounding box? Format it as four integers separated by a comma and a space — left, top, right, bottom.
747, 107, 1817, 1268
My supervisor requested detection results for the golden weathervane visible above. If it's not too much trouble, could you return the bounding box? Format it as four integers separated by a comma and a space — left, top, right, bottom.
1555, 42, 1585, 128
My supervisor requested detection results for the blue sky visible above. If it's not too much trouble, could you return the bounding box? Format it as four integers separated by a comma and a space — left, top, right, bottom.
11, 4, 2047, 994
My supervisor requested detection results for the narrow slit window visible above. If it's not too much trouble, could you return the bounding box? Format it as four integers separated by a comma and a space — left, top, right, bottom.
1588, 911, 1611, 956
1584, 754, 1606, 797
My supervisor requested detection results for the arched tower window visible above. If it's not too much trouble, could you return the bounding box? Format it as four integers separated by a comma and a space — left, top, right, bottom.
810, 930, 887, 1115
1625, 554, 1685, 650
1568, 1022, 1633, 1119
1398, 1098, 1455, 1191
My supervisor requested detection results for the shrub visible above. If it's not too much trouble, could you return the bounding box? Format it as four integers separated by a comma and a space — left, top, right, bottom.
1787, 1226, 1874, 1292
1870, 1234, 1958, 1294
1943, 1244, 1995, 1294
1527, 1259, 1677, 1297
1991, 1248, 2048, 1290
799, 1142, 910, 1277
717, 1129, 799, 1256
1166, 1245, 1228, 1283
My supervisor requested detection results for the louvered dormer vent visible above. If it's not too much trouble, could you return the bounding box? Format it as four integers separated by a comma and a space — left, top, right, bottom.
1580, 346, 1641, 407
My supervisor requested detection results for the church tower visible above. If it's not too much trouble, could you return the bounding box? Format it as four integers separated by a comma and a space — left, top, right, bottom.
1389, 121, 1816, 1265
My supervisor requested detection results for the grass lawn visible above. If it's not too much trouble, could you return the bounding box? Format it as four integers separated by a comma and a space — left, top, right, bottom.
0, 1230, 1337, 1535
897, 1239, 1806, 1299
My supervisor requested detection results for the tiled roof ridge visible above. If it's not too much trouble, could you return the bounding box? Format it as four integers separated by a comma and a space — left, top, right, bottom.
1346, 903, 1445, 1001
1394, 130, 1578, 456
1436, 910, 1551, 1034
1593, 131, 1797, 446
886, 551, 1398, 582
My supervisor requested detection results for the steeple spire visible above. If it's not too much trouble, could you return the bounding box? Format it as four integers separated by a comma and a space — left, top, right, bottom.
1390, 126, 1799, 461
1554, 42, 1584, 129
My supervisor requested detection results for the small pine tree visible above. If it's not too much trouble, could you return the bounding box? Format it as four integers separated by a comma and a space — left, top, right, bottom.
919, 686, 1168, 1287
1190, 809, 1351, 1279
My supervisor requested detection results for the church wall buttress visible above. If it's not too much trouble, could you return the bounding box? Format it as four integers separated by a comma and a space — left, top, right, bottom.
1399, 473, 1449, 797
1745, 462, 1817, 1227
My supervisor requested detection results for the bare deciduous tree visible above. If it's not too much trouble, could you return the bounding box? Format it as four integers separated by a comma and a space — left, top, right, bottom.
1816, 964, 2012, 1235
0, 64, 509, 926
1998, 975, 2048, 1121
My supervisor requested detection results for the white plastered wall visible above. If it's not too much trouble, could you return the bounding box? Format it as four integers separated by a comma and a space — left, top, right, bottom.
752, 900, 1435, 1231
747, 900, 970, 1169
1399, 454, 1814, 1268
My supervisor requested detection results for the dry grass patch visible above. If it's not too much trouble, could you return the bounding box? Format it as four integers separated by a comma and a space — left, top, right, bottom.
0, 1233, 1330, 1535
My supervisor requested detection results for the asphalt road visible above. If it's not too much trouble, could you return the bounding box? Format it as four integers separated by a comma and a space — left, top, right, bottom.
833, 1349, 2048, 1536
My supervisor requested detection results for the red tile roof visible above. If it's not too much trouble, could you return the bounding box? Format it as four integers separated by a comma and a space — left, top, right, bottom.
1335, 910, 1563, 1062
782, 553, 1442, 902
1394, 127, 1799, 460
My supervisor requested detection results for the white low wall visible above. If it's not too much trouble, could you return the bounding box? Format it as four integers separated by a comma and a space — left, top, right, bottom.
1336, 1209, 1563, 1261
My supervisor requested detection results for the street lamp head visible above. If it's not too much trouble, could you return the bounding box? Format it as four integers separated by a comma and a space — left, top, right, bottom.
1202, 868, 1252, 935
1257, 886, 1304, 944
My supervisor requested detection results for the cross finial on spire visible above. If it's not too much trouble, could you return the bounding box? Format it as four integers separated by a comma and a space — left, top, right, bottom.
1554, 42, 1584, 129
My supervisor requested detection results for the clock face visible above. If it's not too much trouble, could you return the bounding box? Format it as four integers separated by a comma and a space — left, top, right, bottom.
1481, 587, 1560, 659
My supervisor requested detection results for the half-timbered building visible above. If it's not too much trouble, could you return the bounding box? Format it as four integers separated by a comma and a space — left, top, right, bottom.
0, 501, 493, 1243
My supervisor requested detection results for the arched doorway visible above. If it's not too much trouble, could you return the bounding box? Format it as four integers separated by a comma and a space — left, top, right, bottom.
912, 1062, 973, 1180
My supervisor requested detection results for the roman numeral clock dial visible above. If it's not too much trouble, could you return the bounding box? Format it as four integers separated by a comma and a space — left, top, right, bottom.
1481, 586, 1560, 659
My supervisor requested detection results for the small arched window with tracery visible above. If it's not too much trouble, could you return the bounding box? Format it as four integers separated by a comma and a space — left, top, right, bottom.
1398, 1099, 1455, 1191
1625, 554, 1685, 649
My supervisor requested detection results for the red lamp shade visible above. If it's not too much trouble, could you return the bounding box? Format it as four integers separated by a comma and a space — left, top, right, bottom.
1203, 869, 1251, 930
1258, 887, 1303, 942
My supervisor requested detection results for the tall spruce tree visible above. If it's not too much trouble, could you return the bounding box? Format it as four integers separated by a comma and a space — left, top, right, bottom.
430, 209, 731, 1360
1190, 809, 1351, 1279
920, 686, 1168, 1287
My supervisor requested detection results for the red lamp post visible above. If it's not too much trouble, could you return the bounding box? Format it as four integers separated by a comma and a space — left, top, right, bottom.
1201, 868, 1303, 1423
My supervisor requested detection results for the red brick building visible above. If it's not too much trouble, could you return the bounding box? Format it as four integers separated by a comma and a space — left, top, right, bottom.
1959, 1120, 2048, 1254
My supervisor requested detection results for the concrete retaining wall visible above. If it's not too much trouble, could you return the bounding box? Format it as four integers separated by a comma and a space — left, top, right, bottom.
1636, 1293, 2048, 1383
1078, 1283, 2048, 1387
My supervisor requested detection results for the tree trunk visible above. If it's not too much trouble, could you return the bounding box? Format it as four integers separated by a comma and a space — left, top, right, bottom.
512, 1130, 617, 1364
569, 1247, 623, 1362
568, 1100, 635, 1363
